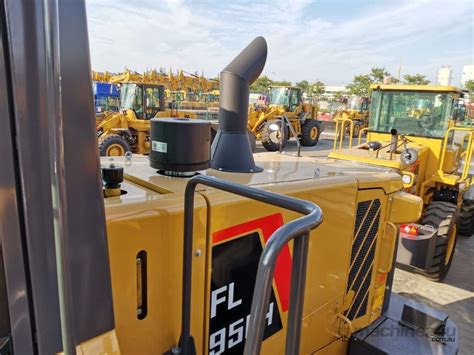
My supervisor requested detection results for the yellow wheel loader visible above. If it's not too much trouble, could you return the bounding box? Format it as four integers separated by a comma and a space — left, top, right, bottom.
97, 82, 204, 156
247, 86, 322, 151
328, 84, 474, 281
333, 96, 370, 138
0, 4, 460, 355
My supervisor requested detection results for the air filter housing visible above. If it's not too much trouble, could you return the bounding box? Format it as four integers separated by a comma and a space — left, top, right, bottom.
150, 118, 210, 176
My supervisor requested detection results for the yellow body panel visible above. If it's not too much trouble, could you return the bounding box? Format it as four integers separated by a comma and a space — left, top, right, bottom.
389, 192, 423, 224
58, 330, 120, 355
101, 154, 421, 354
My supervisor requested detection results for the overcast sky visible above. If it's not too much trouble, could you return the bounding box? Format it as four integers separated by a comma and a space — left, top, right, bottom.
86, 0, 473, 86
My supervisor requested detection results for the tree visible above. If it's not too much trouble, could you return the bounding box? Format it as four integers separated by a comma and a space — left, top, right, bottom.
296, 80, 311, 94
403, 74, 430, 85
333, 91, 344, 102
250, 75, 273, 93
346, 75, 373, 96
272, 80, 292, 87
391, 76, 400, 84
312, 81, 325, 97
370, 67, 389, 83
464, 80, 474, 93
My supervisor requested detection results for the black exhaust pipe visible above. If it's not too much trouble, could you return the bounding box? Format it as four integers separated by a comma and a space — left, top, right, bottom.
210, 36, 267, 173
390, 128, 398, 153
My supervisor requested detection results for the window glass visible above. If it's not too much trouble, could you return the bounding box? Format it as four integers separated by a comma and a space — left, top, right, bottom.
269, 87, 289, 106
348, 97, 362, 111
120, 83, 142, 111
144, 86, 163, 119
289, 89, 299, 111
369, 90, 452, 138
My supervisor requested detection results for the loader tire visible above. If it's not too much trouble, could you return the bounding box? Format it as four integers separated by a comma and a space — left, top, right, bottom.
421, 201, 458, 282
300, 120, 321, 146
352, 123, 361, 138
343, 122, 362, 138
261, 119, 287, 152
458, 200, 474, 237
99, 134, 131, 157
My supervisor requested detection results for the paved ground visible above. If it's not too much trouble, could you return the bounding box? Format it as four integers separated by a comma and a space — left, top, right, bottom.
258, 134, 474, 354
393, 236, 474, 355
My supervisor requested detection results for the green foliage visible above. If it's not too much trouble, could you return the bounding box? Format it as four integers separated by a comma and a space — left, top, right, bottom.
333, 91, 344, 101
369, 67, 389, 83
346, 75, 373, 96
296, 80, 310, 94
251, 76, 326, 100
250, 75, 273, 93
403, 74, 430, 85
272, 80, 292, 87
312, 81, 325, 97
346, 67, 428, 96
464, 80, 474, 93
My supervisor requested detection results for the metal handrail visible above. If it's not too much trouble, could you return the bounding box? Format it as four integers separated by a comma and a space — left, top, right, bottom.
333, 117, 354, 150
173, 175, 323, 355
358, 127, 372, 146
438, 127, 474, 180
279, 115, 301, 157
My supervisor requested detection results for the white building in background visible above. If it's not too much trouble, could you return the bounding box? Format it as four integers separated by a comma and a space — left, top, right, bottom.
461, 64, 474, 87
322, 85, 347, 98
436, 66, 452, 86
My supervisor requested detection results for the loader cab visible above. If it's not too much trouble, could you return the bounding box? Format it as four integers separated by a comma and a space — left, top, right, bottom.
368, 85, 460, 139
347, 96, 369, 112
120, 82, 165, 119
268, 86, 302, 112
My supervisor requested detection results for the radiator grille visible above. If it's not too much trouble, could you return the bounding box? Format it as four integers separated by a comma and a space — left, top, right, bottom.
345, 199, 381, 320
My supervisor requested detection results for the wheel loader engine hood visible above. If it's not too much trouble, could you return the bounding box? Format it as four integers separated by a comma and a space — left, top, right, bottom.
328, 139, 429, 171
211, 36, 267, 173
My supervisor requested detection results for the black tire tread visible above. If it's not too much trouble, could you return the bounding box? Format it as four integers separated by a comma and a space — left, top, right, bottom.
98, 134, 131, 157
458, 200, 474, 237
421, 201, 458, 281
300, 120, 321, 146
261, 119, 287, 152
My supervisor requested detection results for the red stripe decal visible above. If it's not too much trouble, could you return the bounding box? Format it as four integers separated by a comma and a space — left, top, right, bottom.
212, 213, 292, 312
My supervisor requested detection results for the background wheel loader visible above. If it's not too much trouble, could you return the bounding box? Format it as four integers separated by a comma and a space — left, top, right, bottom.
96, 81, 215, 156
329, 84, 474, 281
95, 70, 220, 156
247, 86, 322, 151
96, 82, 171, 155
0, 2, 460, 355
332, 95, 370, 138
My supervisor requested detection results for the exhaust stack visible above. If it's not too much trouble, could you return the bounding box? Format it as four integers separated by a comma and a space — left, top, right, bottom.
210, 37, 267, 173
390, 129, 399, 153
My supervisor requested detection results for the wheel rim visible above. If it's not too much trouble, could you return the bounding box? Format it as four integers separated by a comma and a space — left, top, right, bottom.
445, 224, 457, 265
310, 127, 318, 140
269, 130, 281, 144
106, 143, 125, 156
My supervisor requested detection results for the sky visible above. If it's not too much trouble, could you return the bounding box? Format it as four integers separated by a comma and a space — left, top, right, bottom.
86, 0, 474, 86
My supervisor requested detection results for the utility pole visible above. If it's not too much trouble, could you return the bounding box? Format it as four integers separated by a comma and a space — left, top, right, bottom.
397, 59, 402, 81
